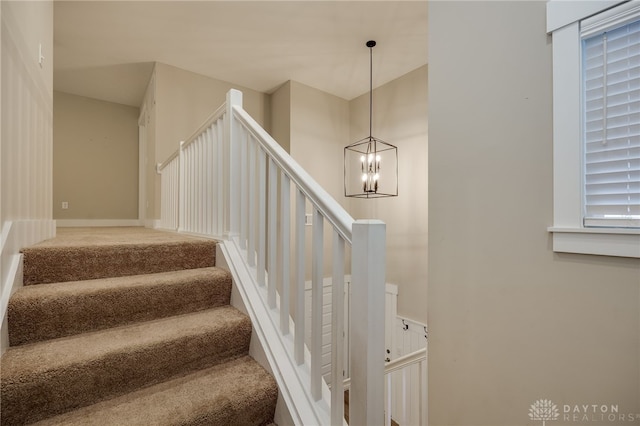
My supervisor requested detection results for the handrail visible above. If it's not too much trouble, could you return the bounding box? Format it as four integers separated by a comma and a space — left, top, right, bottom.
231, 106, 354, 244
157, 102, 226, 172
384, 348, 427, 375
343, 347, 427, 389
182, 102, 226, 150
156, 150, 179, 173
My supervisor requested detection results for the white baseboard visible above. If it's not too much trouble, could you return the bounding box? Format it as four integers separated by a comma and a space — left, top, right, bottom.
56, 219, 143, 228
1, 218, 54, 356
1, 253, 22, 356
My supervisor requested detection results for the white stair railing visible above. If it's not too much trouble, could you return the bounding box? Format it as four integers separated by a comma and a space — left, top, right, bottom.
157, 103, 226, 235
344, 348, 427, 426
157, 89, 387, 426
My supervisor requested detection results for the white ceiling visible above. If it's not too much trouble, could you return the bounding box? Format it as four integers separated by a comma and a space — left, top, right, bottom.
53, 1, 428, 107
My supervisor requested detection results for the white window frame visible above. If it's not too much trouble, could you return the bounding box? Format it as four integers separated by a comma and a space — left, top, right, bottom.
547, 0, 640, 258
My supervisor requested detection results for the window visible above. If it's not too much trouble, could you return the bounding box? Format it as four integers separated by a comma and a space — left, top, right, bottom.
547, 0, 640, 258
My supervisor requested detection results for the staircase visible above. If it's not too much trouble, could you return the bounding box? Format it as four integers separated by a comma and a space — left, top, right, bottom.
0, 227, 278, 426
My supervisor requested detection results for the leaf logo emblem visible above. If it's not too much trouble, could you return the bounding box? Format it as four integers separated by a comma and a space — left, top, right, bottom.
529, 399, 559, 426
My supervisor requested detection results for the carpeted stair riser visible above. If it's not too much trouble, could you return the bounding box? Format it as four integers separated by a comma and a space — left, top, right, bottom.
0, 307, 252, 426
8, 267, 232, 346
22, 240, 217, 285
31, 356, 278, 426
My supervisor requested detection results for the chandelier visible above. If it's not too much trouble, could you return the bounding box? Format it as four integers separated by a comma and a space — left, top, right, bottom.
344, 40, 398, 199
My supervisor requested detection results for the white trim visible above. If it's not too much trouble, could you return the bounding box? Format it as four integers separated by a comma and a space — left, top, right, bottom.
581, 0, 640, 36
548, 227, 640, 257
56, 219, 143, 228
546, 0, 624, 33
1, 219, 55, 355
218, 238, 330, 426
551, 21, 583, 230
0, 253, 22, 356
548, 0, 640, 258
216, 245, 296, 426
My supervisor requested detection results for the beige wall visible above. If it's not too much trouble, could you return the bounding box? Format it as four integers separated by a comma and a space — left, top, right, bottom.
53, 92, 139, 220
428, 2, 640, 425
145, 62, 270, 219
349, 66, 428, 323
290, 81, 349, 204
270, 82, 291, 154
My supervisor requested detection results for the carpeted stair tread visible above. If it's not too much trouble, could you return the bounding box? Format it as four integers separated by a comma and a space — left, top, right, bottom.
22, 239, 217, 285
31, 355, 278, 426
0, 306, 252, 425
8, 267, 232, 346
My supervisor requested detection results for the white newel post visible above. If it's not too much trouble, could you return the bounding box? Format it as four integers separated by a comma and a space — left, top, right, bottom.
226, 89, 243, 238
350, 220, 386, 426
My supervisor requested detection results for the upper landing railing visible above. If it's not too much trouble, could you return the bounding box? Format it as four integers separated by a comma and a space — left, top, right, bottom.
157, 89, 386, 426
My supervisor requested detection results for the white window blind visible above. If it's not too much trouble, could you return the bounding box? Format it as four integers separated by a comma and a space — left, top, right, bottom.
582, 17, 640, 228
582, 17, 640, 227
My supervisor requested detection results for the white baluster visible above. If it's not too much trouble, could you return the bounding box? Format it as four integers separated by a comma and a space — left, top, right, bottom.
195, 136, 201, 233
311, 208, 324, 401
402, 368, 408, 424
279, 172, 290, 334
248, 135, 256, 266
216, 118, 224, 235
257, 147, 267, 286
178, 141, 185, 232
330, 230, 345, 426
294, 188, 305, 365
226, 89, 243, 238
420, 359, 427, 426
239, 127, 248, 249
267, 157, 277, 309
386, 373, 392, 426
207, 126, 218, 235
202, 131, 209, 234
173, 161, 178, 230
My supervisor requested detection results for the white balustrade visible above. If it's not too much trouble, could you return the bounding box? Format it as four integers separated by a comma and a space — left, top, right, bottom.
158, 89, 390, 426
157, 105, 226, 236
345, 347, 427, 426
386, 348, 428, 426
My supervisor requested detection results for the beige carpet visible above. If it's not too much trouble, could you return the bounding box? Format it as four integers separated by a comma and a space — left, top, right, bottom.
22, 227, 217, 285
1, 227, 278, 426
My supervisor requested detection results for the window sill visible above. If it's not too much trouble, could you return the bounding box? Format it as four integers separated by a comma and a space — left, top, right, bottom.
548, 227, 640, 258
